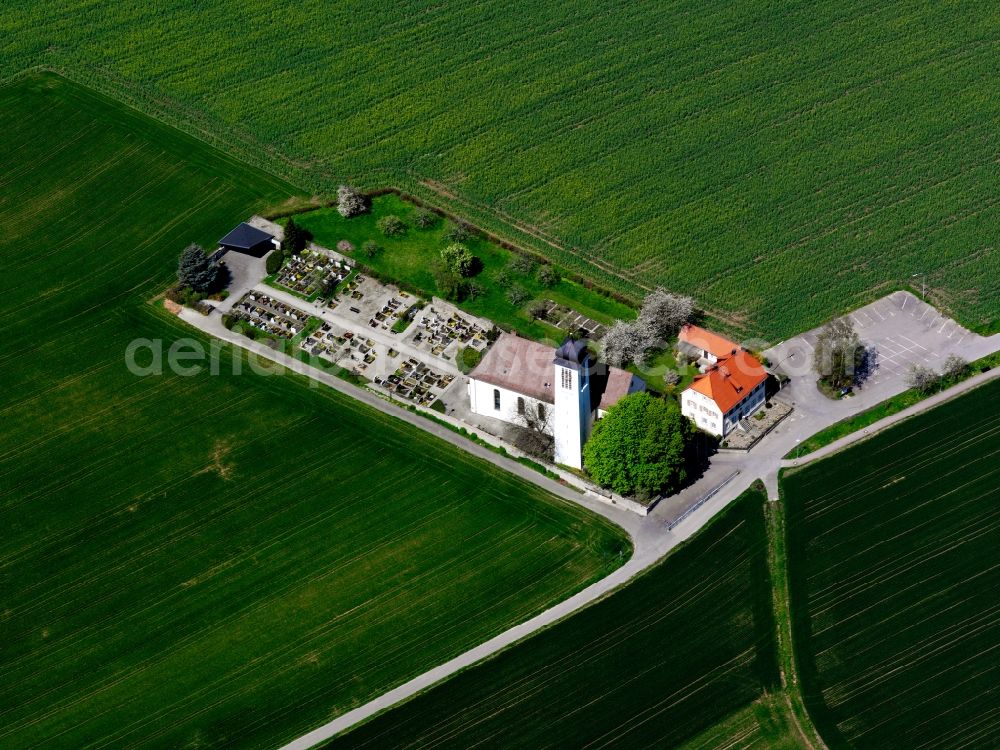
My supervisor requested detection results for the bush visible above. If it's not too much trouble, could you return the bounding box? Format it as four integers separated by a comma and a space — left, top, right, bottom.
906, 364, 939, 393
528, 300, 549, 320
507, 286, 530, 306
441, 243, 477, 277
377, 215, 405, 236
336, 185, 367, 218
362, 240, 381, 258
942, 354, 968, 379
179, 287, 207, 307
222, 313, 237, 330
508, 255, 535, 275
265, 249, 284, 275
537, 264, 560, 288
413, 208, 436, 228
444, 223, 472, 243
493, 269, 512, 288
337, 240, 354, 253
459, 346, 483, 373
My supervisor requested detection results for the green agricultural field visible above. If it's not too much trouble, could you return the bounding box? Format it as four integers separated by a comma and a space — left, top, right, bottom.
287, 194, 635, 341
784, 379, 1000, 749
0, 73, 629, 749
324, 485, 793, 749
3, 1, 999, 338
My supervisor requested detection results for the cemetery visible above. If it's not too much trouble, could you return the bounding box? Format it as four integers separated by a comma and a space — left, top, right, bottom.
410, 307, 492, 362
375, 358, 456, 408
230, 291, 311, 339
272, 248, 351, 298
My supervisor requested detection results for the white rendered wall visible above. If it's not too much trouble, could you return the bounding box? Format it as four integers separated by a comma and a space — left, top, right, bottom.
553, 363, 591, 469
681, 389, 723, 436
682, 382, 766, 437
721, 383, 766, 434
468, 378, 553, 434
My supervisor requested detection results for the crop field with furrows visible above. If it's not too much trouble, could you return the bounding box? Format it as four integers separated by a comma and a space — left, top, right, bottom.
2, 1, 999, 339
323, 486, 783, 750
675, 695, 803, 750
783, 379, 1000, 749
0, 73, 629, 749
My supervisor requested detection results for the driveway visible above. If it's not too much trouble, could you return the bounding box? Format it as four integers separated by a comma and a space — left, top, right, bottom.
215, 250, 268, 313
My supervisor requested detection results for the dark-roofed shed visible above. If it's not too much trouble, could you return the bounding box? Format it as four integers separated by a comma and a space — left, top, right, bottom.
219, 222, 279, 257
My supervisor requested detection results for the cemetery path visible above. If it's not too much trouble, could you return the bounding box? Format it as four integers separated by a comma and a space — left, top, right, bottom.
252, 284, 462, 376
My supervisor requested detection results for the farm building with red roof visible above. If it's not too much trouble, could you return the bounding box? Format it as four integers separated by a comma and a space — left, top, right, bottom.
680, 329, 768, 437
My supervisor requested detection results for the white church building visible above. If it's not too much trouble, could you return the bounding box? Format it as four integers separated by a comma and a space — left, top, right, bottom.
467, 333, 644, 468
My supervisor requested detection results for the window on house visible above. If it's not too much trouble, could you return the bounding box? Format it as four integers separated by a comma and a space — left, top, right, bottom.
561, 368, 572, 389
493, 389, 501, 410
537, 403, 546, 421
517, 397, 525, 415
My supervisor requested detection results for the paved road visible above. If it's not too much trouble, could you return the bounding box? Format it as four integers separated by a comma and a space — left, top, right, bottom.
783, 365, 1000, 468
175, 291, 1000, 750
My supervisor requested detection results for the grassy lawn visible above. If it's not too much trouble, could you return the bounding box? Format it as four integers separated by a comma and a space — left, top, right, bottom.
786, 350, 1000, 458
783, 378, 1000, 749
325, 485, 787, 749
288, 194, 635, 342
629, 346, 698, 395
0, 73, 630, 750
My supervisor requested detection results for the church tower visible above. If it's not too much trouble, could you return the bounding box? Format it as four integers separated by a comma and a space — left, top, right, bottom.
552, 339, 592, 469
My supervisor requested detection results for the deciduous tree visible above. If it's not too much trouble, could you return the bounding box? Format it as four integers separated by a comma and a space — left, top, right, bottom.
813, 317, 862, 390
441, 243, 477, 277
942, 354, 968, 379
583, 392, 694, 497
600, 320, 651, 368
336, 185, 367, 218
637, 288, 693, 344
377, 215, 405, 236
537, 264, 560, 288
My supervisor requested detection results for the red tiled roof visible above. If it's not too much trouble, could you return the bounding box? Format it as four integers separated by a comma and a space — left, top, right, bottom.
686, 350, 767, 414
599, 367, 637, 411
470, 333, 556, 403
679, 324, 739, 360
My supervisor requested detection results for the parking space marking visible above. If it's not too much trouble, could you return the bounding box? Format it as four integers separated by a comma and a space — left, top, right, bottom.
897, 334, 928, 351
